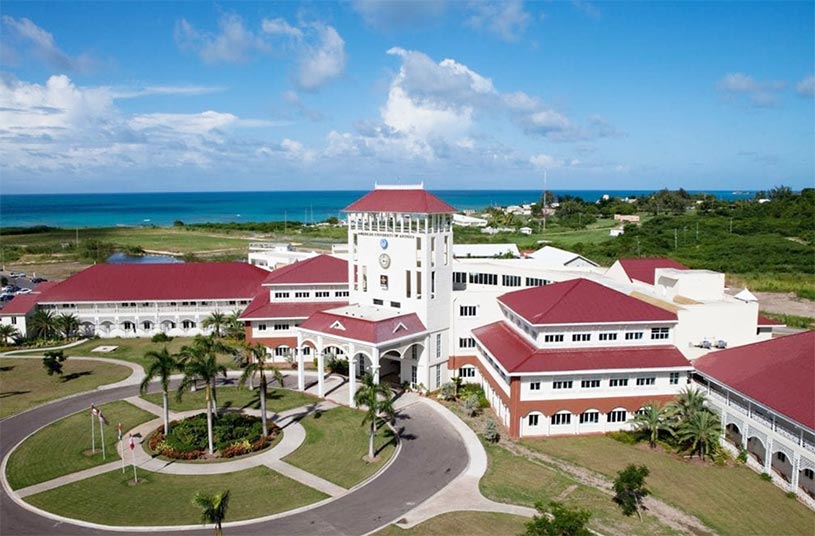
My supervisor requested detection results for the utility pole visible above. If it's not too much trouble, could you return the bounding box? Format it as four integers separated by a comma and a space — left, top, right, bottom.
696, 221, 699, 242
674, 228, 678, 250
542, 170, 548, 233
729, 218, 733, 234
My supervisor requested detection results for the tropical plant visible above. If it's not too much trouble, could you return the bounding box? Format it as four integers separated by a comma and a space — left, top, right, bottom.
222, 310, 244, 340
483, 418, 500, 443
42, 350, 66, 376
29, 309, 56, 339
667, 386, 707, 424
613, 464, 651, 521
452, 375, 463, 397
633, 402, 674, 448
177, 336, 230, 454
237, 342, 283, 437
202, 311, 227, 338
523, 500, 592, 536
194, 489, 230, 536
439, 382, 456, 401
675, 408, 722, 460
140, 347, 180, 436
464, 394, 481, 417
55, 313, 80, 339
353, 373, 395, 460
0, 324, 19, 345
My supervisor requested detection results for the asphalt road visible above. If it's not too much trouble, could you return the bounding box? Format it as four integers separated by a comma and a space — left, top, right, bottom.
0, 384, 468, 536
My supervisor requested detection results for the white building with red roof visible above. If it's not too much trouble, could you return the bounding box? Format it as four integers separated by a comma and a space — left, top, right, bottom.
0, 282, 59, 338
693, 331, 815, 503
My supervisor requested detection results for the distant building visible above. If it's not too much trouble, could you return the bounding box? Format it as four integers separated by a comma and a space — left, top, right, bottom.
527, 245, 598, 268
519, 227, 533, 235
453, 244, 520, 259
614, 214, 641, 224
609, 227, 625, 237
453, 213, 488, 227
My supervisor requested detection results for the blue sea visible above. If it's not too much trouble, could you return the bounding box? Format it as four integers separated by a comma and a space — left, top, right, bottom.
0, 190, 757, 229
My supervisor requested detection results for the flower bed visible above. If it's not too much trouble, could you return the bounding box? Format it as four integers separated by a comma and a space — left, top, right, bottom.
147, 413, 279, 460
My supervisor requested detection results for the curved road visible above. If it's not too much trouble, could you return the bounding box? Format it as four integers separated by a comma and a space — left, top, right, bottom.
1, 384, 468, 535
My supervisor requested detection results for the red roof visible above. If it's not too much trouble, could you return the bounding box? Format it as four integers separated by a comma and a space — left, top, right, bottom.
299, 309, 426, 344
344, 188, 456, 214
472, 321, 691, 374
0, 282, 61, 315
240, 291, 347, 320
618, 258, 688, 285
262, 255, 348, 285
498, 278, 676, 325
757, 313, 783, 326
39, 263, 268, 302
694, 331, 815, 429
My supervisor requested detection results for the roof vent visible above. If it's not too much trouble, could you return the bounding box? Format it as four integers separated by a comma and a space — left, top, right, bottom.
392, 322, 408, 334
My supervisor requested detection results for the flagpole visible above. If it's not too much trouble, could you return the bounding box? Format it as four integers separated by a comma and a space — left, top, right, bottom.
91, 406, 95, 454
129, 434, 138, 484
100, 419, 106, 460
119, 423, 125, 473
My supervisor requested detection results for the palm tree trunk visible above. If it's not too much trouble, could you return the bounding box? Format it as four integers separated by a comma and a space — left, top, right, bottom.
260, 371, 268, 437
206, 388, 215, 454
163, 389, 171, 436
369, 417, 376, 460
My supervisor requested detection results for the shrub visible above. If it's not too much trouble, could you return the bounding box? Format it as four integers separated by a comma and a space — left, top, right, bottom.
439, 382, 457, 401
151, 333, 173, 343
327, 356, 349, 375
736, 448, 748, 464
459, 384, 489, 408
607, 430, 641, 445
760, 472, 773, 482
786, 491, 798, 499
483, 419, 500, 443
464, 394, 482, 417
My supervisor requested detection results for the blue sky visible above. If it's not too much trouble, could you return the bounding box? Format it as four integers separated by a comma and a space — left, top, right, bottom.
1, 1, 813, 194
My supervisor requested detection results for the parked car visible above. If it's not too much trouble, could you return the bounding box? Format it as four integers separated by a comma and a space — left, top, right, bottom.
9, 272, 26, 278
16, 288, 32, 295
31, 277, 48, 283
0, 294, 14, 302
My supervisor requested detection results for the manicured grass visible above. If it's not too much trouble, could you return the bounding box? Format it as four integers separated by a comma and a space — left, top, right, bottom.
0, 358, 131, 418
6, 401, 155, 490
25, 466, 327, 525
375, 511, 528, 536
141, 385, 319, 413
65, 337, 239, 370
522, 436, 815, 536
480, 442, 678, 536
284, 407, 397, 488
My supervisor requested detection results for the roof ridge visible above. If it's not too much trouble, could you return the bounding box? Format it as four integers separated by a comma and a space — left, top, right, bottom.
531, 278, 584, 323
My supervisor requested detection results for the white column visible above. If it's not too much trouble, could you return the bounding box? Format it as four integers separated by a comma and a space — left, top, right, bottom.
791, 454, 800, 491
764, 437, 773, 473
348, 344, 357, 408
297, 333, 305, 391
317, 336, 325, 398
372, 347, 380, 384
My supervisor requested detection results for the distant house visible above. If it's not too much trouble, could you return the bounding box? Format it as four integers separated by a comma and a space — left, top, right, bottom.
614, 214, 641, 224
609, 227, 625, 237
519, 227, 533, 235
453, 244, 520, 259
453, 213, 489, 227
526, 245, 598, 267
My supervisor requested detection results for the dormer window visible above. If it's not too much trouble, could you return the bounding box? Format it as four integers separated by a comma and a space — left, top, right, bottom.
330, 320, 345, 331
393, 322, 408, 334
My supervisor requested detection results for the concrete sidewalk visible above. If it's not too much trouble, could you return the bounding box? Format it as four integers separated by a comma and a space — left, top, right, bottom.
16, 460, 123, 498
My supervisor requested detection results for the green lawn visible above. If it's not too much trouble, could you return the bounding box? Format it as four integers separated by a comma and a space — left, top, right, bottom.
0, 358, 131, 418
522, 436, 815, 536
480, 442, 678, 536
25, 466, 327, 525
375, 512, 528, 536
6, 401, 155, 490
64, 337, 239, 370
284, 407, 397, 488
141, 385, 319, 413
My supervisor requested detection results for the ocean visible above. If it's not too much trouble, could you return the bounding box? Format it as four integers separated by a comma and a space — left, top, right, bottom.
0, 190, 756, 229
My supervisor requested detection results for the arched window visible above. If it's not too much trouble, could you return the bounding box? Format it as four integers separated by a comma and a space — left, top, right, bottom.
607, 408, 628, 423
580, 410, 599, 424
122, 321, 135, 331
552, 412, 571, 426
142, 321, 153, 330
182, 320, 196, 330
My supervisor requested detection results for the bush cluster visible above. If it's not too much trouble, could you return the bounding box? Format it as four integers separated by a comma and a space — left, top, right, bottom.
151, 332, 173, 343
149, 414, 278, 460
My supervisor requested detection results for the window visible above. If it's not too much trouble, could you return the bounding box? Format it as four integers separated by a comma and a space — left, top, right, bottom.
581, 379, 600, 388
182, 320, 195, 330
411, 365, 418, 385
301, 346, 311, 356
528, 414, 540, 426
274, 292, 290, 299
469, 272, 498, 285
274, 323, 289, 331
635, 407, 648, 416
315, 291, 329, 298
295, 291, 310, 298
431, 271, 436, 298
609, 378, 628, 387
636, 377, 656, 386
529, 382, 541, 391
580, 411, 599, 424
544, 334, 564, 343
460, 305, 477, 317
805, 468, 815, 480
651, 327, 670, 340
525, 277, 550, 286
776, 452, 787, 462
669, 372, 680, 385
459, 338, 476, 348
142, 321, 152, 330
274, 346, 289, 357
257, 323, 267, 332
607, 410, 627, 423
625, 332, 643, 341
553, 380, 573, 390
502, 275, 522, 287
459, 367, 476, 378
436, 333, 442, 358
123, 321, 135, 331
599, 332, 617, 341
373, 299, 384, 305
453, 272, 467, 289
390, 301, 401, 308
572, 333, 591, 342
552, 413, 571, 425
11, 317, 16, 325
435, 365, 441, 388
335, 291, 349, 297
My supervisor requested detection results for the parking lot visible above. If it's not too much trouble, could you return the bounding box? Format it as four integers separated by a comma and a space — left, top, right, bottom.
0, 272, 47, 308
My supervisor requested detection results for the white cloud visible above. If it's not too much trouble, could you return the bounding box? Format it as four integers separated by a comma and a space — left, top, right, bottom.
2, 16, 96, 72
174, 14, 270, 64
796, 75, 815, 98
717, 72, 785, 107
466, 0, 531, 42
352, 0, 448, 31
261, 18, 303, 39
530, 153, 563, 169
295, 25, 347, 91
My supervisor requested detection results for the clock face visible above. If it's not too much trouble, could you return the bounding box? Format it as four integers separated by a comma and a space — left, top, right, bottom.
380, 238, 389, 250
379, 253, 391, 269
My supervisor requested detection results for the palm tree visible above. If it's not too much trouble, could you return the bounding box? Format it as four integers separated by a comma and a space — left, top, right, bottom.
29, 309, 56, 339
177, 336, 230, 454
676, 409, 721, 460
353, 373, 395, 461
194, 489, 230, 536
633, 402, 673, 448
0, 324, 19, 345
140, 347, 180, 436
202, 312, 227, 338
667, 386, 707, 423
224, 310, 245, 340
237, 342, 283, 437
56, 313, 80, 339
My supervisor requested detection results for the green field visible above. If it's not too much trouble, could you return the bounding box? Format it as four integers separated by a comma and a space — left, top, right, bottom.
521, 436, 815, 536
25, 466, 327, 525
375, 511, 528, 536
0, 358, 131, 418
141, 385, 319, 413
6, 401, 155, 490
284, 407, 397, 488
453, 219, 618, 251
64, 337, 239, 371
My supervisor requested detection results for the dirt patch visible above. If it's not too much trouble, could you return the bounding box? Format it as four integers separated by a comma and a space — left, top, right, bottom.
3, 260, 90, 280
752, 291, 815, 317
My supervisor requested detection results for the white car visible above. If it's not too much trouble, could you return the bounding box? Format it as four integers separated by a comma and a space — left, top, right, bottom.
16, 288, 32, 295
9, 272, 26, 278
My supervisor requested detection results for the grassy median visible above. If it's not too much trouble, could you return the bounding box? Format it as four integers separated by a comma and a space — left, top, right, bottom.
141, 385, 319, 413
